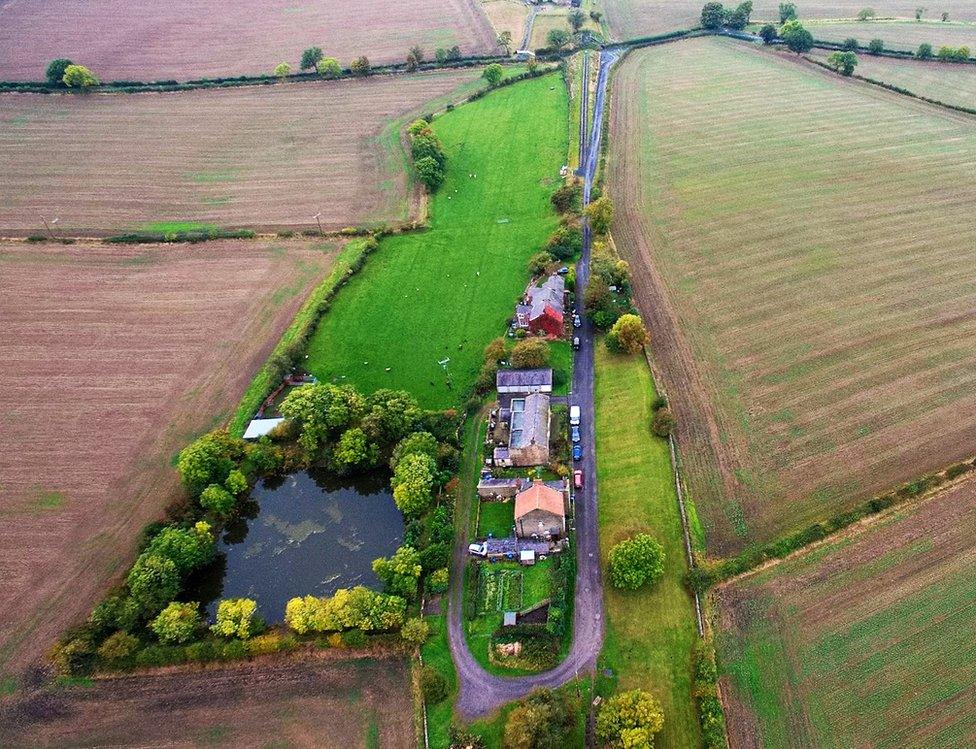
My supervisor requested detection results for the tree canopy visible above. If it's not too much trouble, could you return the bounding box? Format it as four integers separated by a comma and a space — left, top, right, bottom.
392, 452, 437, 516
608, 533, 665, 590
503, 689, 576, 749
373, 545, 422, 599
300, 47, 323, 70
584, 196, 614, 234
62, 64, 97, 88
827, 50, 858, 75
510, 337, 551, 369
606, 314, 650, 355
780, 20, 814, 53
547, 28, 570, 49
45, 58, 73, 85
211, 598, 263, 639
316, 57, 342, 78
596, 689, 665, 748
483, 63, 504, 87
150, 601, 201, 644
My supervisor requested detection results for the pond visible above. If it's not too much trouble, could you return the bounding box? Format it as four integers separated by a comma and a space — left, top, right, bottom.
185, 470, 403, 623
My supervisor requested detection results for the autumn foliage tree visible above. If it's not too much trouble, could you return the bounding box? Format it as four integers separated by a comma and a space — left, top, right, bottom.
596, 689, 665, 748
606, 314, 649, 355
510, 337, 551, 369
608, 533, 665, 590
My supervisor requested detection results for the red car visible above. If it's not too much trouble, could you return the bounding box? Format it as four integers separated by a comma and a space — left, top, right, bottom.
573, 470, 584, 490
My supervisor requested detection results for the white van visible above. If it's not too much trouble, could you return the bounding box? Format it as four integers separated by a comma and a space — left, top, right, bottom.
569, 405, 581, 426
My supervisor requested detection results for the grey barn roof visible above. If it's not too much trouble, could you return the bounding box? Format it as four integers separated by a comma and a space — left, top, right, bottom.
510, 392, 549, 450
496, 368, 553, 391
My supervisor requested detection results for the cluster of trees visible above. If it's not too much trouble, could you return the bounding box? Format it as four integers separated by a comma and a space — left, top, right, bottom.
651, 394, 677, 438
45, 58, 98, 88
584, 234, 636, 330
700, 0, 753, 30
607, 533, 665, 590
920, 43, 972, 60
298, 47, 342, 78
502, 688, 578, 748
149, 597, 263, 645
284, 586, 406, 634
407, 118, 447, 192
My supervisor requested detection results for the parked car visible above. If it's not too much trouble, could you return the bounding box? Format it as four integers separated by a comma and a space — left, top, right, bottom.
557, 266, 570, 275
468, 542, 488, 557
573, 315, 581, 328
573, 470, 584, 489
572, 444, 583, 461
571, 426, 581, 443
570, 405, 581, 426
572, 336, 581, 351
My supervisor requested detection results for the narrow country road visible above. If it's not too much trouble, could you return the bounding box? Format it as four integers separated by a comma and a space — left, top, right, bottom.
447, 48, 621, 721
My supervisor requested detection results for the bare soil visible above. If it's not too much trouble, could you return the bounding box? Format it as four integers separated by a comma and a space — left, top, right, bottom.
0, 71, 485, 236
0, 653, 413, 748
0, 0, 497, 81
0, 240, 336, 677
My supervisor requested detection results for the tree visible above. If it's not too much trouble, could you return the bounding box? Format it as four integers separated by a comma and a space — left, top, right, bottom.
941, 11, 949, 21
391, 452, 436, 516
211, 598, 263, 639
546, 28, 570, 50
607, 314, 649, 355
415, 155, 445, 190
350, 56, 372, 76
427, 567, 450, 593
497, 30, 514, 54
400, 616, 430, 647
528, 251, 554, 276
406, 45, 425, 71
545, 224, 583, 260
373, 545, 422, 599
759, 23, 778, 43
62, 64, 97, 88
652, 408, 677, 437
842, 37, 859, 50
144, 522, 215, 574
700, 1, 726, 28
856, 7, 876, 20
391, 431, 439, 470
280, 383, 364, 454
608, 534, 665, 590
177, 430, 244, 496
510, 337, 550, 369
45, 58, 73, 86
483, 63, 504, 87
332, 427, 377, 473
362, 389, 421, 444
300, 46, 323, 70
150, 601, 201, 644
97, 631, 139, 661
503, 689, 575, 749
868, 37, 884, 54
596, 690, 665, 748
551, 182, 581, 213
778, 1, 796, 22
726, 1, 753, 29
568, 9, 587, 31
917, 42, 933, 58
89, 594, 141, 634
128, 553, 180, 613
827, 50, 858, 74
273, 61, 291, 80
915, 6, 926, 20
448, 45, 462, 60
584, 196, 614, 234
200, 483, 236, 516
780, 20, 814, 53
316, 57, 341, 78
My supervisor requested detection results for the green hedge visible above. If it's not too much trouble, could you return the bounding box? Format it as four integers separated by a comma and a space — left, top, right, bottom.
105, 228, 255, 244
228, 236, 378, 436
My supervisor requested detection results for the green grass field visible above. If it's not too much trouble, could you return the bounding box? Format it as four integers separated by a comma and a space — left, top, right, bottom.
594, 346, 701, 749
610, 37, 976, 555
478, 500, 515, 537
715, 477, 976, 748
305, 74, 569, 408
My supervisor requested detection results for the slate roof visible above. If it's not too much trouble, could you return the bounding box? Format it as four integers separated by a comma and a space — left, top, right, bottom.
496, 368, 553, 391
509, 393, 549, 450
527, 275, 565, 319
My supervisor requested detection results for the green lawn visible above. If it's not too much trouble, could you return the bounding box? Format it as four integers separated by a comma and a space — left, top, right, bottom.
305, 74, 569, 408
420, 611, 458, 749
549, 339, 573, 396
594, 345, 701, 749
478, 501, 515, 538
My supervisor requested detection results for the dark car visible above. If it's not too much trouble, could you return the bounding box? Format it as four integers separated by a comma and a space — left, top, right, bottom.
572, 444, 583, 461
571, 426, 581, 443
557, 266, 570, 276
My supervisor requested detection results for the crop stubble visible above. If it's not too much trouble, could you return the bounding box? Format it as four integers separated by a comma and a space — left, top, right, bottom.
609, 38, 976, 553
0, 0, 497, 81
0, 70, 486, 236
0, 240, 336, 674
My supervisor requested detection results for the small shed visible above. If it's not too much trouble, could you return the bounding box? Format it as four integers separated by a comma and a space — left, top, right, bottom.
243, 417, 284, 440
503, 611, 518, 626
520, 549, 536, 565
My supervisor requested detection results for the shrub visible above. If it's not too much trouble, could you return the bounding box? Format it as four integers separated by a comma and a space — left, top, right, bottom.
596, 689, 665, 748
608, 534, 665, 590
759, 24, 778, 43
528, 251, 554, 275
341, 628, 368, 648
917, 42, 933, 58
544, 224, 582, 260
606, 313, 649, 355
504, 688, 576, 748
316, 57, 342, 79
400, 617, 430, 647
211, 598, 264, 639
483, 63, 504, 87
150, 602, 201, 644
550, 183, 581, 213
225, 469, 248, 495
51, 635, 95, 675
842, 37, 860, 51
97, 630, 139, 662
415, 155, 445, 191
652, 408, 677, 437
273, 61, 291, 79
651, 395, 668, 411
420, 664, 448, 703
200, 483, 236, 515
427, 567, 450, 593
868, 38, 884, 54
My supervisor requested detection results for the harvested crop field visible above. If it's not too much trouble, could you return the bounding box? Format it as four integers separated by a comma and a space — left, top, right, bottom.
609, 37, 976, 554
0, 654, 412, 748
714, 476, 976, 748
810, 49, 976, 109
806, 18, 976, 52
0, 71, 491, 236
0, 0, 496, 82
0, 239, 336, 675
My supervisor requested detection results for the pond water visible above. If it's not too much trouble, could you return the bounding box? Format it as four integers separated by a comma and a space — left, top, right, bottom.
186, 470, 403, 623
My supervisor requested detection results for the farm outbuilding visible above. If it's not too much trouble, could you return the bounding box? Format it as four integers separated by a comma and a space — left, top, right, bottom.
514, 479, 567, 539
496, 368, 553, 394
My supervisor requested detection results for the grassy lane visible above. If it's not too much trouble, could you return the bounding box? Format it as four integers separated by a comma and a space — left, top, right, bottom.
305, 73, 569, 408
594, 345, 701, 748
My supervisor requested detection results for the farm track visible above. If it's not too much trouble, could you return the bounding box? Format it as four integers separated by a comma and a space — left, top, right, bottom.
0, 70, 485, 236
0, 240, 337, 677
608, 37, 976, 554
0, 0, 498, 81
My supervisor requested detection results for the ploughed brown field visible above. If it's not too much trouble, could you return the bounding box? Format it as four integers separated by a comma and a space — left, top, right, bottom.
0, 0, 496, 81
609, 38, 976, 554
0, 70, 487, 236
0, 239, 336, 675
0, 653, 412, 748
714, 476, 976, 748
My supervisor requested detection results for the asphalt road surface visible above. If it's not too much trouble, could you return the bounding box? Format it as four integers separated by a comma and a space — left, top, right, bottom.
448, 49, 620, 720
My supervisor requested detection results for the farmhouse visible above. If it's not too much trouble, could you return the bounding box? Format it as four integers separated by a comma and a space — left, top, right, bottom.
515, 274, 565, 338
514, 479, 567, 539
